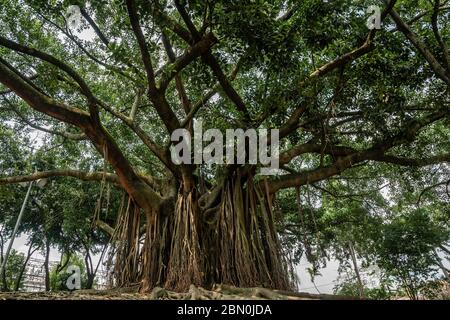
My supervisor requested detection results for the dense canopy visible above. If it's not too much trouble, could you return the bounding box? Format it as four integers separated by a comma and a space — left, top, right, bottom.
0, 0, 449, 297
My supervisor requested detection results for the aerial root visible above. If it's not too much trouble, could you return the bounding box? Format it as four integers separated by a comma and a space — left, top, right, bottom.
148, 284, 302, 300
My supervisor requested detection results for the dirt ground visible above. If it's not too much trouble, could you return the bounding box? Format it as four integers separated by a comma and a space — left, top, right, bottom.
0, 284, 361, 300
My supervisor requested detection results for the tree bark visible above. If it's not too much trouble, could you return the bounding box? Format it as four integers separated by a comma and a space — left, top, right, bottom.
84, 250, 94, 289
136, 172, 295, 292
0, 232, 6, 291
348, 241, 364, 298
14, 239, 38, 291
44, 239, 50, 291
435, 250, 450, 282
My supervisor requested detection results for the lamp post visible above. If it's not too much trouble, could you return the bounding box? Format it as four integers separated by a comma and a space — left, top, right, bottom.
0, 181, 34, 281
0, 177, 47, 283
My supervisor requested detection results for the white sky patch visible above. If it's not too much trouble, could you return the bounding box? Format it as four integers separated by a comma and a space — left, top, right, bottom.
76, 27, 96, 42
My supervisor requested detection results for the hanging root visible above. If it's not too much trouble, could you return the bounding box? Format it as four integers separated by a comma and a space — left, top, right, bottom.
139, 200, 172, 292
108, 197, 142, 288
164, 191, 203, 291
116, 170, 295, 293
207, 171, 296, 291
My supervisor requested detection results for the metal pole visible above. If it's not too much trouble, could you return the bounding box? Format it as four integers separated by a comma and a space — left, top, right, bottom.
0, 181, 34, 279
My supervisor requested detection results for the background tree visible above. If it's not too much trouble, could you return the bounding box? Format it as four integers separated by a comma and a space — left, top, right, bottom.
375, 209, 449, 299
50, 254, 93, 291
0, 249, 26, 291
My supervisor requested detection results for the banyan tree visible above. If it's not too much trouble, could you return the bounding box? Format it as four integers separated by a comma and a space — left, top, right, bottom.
0, 0, 448, 292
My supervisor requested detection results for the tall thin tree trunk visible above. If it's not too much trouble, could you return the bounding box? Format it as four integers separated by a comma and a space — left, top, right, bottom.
44, 239, 50, 291
56, 252, 71, 275
435, 250, 450, 282
84, 249, 95, 289
439, 245, 450, 256
0, 231, 6, 291
348, 241, 364, 298
14, 239, 38, 291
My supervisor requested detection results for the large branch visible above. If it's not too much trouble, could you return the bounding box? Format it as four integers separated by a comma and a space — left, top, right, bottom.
99, 100, 178, 176
125, 0, 156, 91
274, 35, 374, 139
400, 5, 450, 27
78, 6, 143, 79
0, 58, 164, 212
153, 8, 192, 43
270, 148, 449, 193
161, 31, 191, 115
310, 34, 375, 79
0, 57, 48, 97
126, 1, 181, 133
278, 101, 311, 139
158, 32, 218, 91
202, 53, 252, 123
79, 7, 110, 46
4, 101, 86, 141
280, 143, 355, 165
95, 220, 115, 237
431, 0, 450, 72
293, 0, 397, 92
180, 57, 242, 128
389, 8, 450, 86
83, 120, 163, 211
37, 12, 135, 83
0, 36, 100, 113
0, 170, 120, 185
0, 74, 39, 96
157, 3, 252, 123
173, 0, 201, 40
0, 168, 163, 193
0, 59, 91, 127
272, 1, 398, 134
371, 153, 450, 166
270, 109, 448, 192
268, 153, 364, 193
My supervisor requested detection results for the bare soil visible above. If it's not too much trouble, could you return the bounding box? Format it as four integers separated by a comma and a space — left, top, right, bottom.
0, 284, 361, 300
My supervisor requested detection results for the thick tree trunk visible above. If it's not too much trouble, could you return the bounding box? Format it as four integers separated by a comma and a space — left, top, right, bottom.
117, 171, 295, 292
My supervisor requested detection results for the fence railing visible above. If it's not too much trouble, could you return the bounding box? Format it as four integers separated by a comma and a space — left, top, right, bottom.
20, 257, 109, 292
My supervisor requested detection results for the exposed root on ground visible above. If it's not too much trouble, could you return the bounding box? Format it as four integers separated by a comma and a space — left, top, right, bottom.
0, 284, 362, 300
